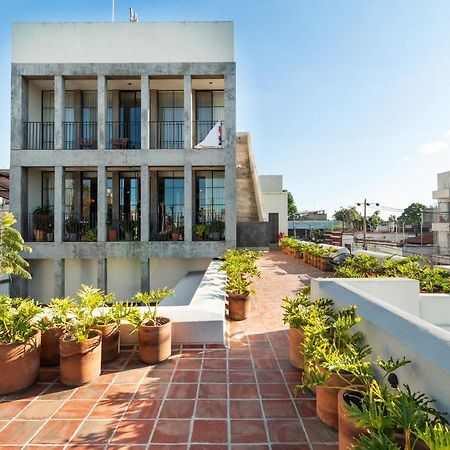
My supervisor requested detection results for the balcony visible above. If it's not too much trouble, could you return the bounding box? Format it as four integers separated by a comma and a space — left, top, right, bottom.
106, 213, 140, 241
64, 213, 97, 242
432, 211, 450, 232
23, 122, 54, 150
27, 211, 54, 242
149, 212, 184, 241
193, 120, 224, 148
149, 121, 184, 149
106, 122, 140, 149
193, 213, 225, 241
63, 122, 98, 150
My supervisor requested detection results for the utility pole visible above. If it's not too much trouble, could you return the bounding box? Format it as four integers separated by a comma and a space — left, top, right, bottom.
356, 199, 379, 250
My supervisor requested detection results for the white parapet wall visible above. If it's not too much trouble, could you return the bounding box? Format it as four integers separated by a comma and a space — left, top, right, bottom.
311, 277, 450, 414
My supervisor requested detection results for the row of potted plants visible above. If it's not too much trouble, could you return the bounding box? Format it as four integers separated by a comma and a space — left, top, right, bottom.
335, 254, 450, 293
279, 236, 338, 271
0, 285, 174, 394
219, 248, 262, 320
282, 289, 450, 449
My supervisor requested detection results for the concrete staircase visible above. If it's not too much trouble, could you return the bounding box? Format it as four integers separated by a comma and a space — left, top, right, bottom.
236, 132, 264, 222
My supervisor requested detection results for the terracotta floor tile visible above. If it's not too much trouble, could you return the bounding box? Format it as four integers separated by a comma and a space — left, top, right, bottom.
38, 383, 75, 401
71, 419, 116, 444
230, 419, 267, 443
53, 399, 97, 419
4, 384, 49, 401
70, 383, 108, 400
110, 419, 154, 444
124, 399, 161, 419
271, 445, 309, 450
95, 371, 118, 383
198, 383, 227, 398
166, 383, 198, 399
231, 446, 270, 450
102, 383, 137, 401
172, 370, 200, 383
0, 400, 31, 419
17, 400, 64, 419
112, 367, 148, 383
202, 359, 227, 370
229, 371, 256, 384
254, 359, 280, 370
177, 358, 203, 370
259, 383, 291, 399
147, 446, 187, 450
229, 383, 259, 399
144, 369, 174, 383
159, 399, 195, 418
191, 419, 228, 443
191, 445, 228, 450
201, 370, 227, 383
196, 399, 227, 418
25, 446, 65, 450
295, 398, 316, 417
228, 348, 251, 359
302, 417, 338, 443
230, 400, 263, 419
267, 419, 307, 443
30, 419, 81, 444
88, 400, 129, 419
262, 399, 298, 418
38, 368, 60, 383
203, 349, 228, 359
228, 359, 254, 370
0, 420, 44, 445
255, 370, 285, 384
151, 419, 190, 443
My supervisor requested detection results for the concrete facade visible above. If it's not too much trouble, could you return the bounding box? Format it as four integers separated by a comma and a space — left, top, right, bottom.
10, 22, 236, 301
259, 175, 288, 235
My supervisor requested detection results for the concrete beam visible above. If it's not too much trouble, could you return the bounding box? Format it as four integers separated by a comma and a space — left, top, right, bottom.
54, 75, 65, 150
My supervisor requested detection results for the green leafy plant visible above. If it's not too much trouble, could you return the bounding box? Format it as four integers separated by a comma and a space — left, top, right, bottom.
0, 295, 41, 343
127, 288, 174, 329
81, 228, 97, 242
36, 296, 77, 332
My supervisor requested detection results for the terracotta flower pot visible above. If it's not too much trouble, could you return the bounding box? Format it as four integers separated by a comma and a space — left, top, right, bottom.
138, 318, 172, 364
60, 329, 102, 386
288, 326, 305, 368
92, 323, 120, 363
320, 258, 330, 272
316, 369, 354, 429
227, 291, 251, 321
107, 229, 118, 241
0, 330, 41, 395
338, 387, 368, 449
41, 327, 63, 366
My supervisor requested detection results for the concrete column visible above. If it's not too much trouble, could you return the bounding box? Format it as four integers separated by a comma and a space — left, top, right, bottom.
54, 166, 64, 242
74, 90, 82, 148
150, 89, 158, 149
97, 165, 107, 242
141, 75, 149, 150
112, 172, 120, 230
54, 75, 65, 150
183, 74, 192, 150
9, 166, 28, 238
97, 75, 107, 150
184, 164, 193, 242
140, 258, 150, 292
150, 171, 158, 239
224, 72, 236, 151
11, 75, 28, 150
97, 258, 107, 292
140, 165, 150, 241
225, 164, 236, 244
54, 259, 65, 297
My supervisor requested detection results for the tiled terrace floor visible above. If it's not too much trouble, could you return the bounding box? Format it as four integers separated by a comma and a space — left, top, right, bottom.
0, 251, 337, 449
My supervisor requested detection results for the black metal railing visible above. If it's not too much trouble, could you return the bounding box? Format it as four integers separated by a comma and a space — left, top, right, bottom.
106, 122, 141, 149
150, 212, 184, 241
193, 120, 224, 148
106, 213, 140, 241
27, 211, 54, 242
193, 212, 225, 241
64, 213, 97, 242
23, 122, 54, 149
64, 122, 98, 149
149, 121, 184, 149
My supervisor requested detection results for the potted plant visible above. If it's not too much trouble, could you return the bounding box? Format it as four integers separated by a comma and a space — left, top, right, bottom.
107, 219, 118, 241
65, 216, 79, 241
37, 296, 77, 366
32, 206, 52, 242
127, 288, 174, 364
171, 225, 181, 241
59, 299, 102, 386
81, 228, 97, 242
193, 223, 208, 240
0, 296, 42, 394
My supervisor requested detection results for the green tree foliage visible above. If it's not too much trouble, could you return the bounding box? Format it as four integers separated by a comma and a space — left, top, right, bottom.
398, 203, 427, 235
368, 210, 382, 231
0, 212, 31, 279
333, 206, 363, 230
283, 190, 298, 218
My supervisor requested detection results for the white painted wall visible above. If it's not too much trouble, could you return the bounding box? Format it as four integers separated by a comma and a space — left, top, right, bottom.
261, 192, 288, 235
28, 169, 43, 213
12, 22, 234, 64
28, 82, 42, 122
28, 259, 55, 302
107, 259, 140, 300
149, 258, 211, 290
65, 259, 98, 298
259, 175, 283, 193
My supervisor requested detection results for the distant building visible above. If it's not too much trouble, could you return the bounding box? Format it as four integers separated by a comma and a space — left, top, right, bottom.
432, 171, 450, 261
259, 175, 288, 236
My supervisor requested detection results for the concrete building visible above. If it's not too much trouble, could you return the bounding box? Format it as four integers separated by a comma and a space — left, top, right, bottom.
432, 170, 450, 262
10, 22, 237, 301
259, 175, 288, 238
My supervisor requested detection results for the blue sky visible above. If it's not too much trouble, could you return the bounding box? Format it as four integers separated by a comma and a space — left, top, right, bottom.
1, 0, 450, 218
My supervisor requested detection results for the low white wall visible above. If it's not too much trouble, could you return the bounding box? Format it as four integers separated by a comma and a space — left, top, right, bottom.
107, 259, 140, 301
65, 259, 98, 298
261, 192, 288, 235
28, 260, 55, 302
311, 277, 450, 414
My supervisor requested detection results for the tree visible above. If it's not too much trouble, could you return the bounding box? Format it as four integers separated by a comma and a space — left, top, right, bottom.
333, 206, 363, 230
283, 190, 298, 218
398, 203, 426, 235
0, 212, 32, 279
368, 210, 382, 231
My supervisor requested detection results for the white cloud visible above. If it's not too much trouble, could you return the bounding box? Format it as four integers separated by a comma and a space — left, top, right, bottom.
418, 130, 450, 155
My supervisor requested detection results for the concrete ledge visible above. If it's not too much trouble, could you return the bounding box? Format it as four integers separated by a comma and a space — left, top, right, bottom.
121, 260, 226, 345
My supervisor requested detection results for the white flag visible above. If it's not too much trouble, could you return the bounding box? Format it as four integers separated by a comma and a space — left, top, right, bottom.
195, 122, 222, 148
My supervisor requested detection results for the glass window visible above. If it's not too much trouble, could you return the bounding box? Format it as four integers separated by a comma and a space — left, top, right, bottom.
156, 91, 184, 149
195, 170, 225, 221
195, 91, 224, 144
42, 172, 54, 211
82, 172, 97, 219
64, 172, 75, 214
158, 171, 184, 218
42, 91, 54, 122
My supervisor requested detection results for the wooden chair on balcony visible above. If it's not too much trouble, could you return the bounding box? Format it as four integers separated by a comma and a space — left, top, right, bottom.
111, 138, 129, 149
79, 138, 97, 149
